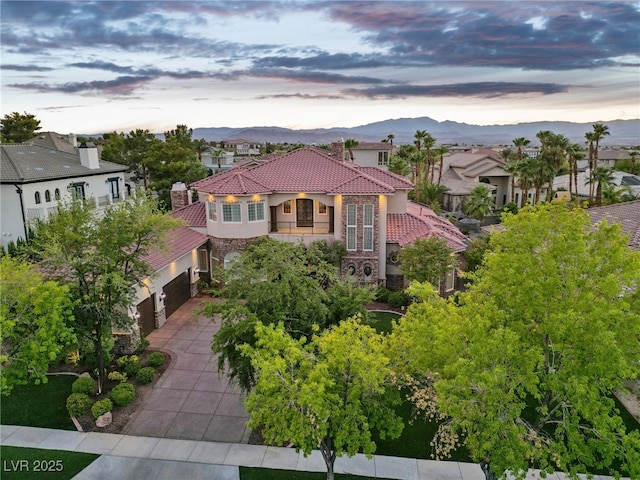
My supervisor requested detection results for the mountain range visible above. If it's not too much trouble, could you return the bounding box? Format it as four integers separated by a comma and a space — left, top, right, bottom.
192, 117, 639, 147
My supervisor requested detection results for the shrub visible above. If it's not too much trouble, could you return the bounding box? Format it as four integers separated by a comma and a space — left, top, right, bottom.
146, 351, 165, 368
136, 367, 155, 385
388, 291, 411, 309
66, 393, 92, 417
72, 376, 95, 396
110, 382, 135, 407
374, 287, 391, 303
117, 355, 140, 376
135, 336, 150, 354
91, 398, 113, 419
108, 371, 127, 383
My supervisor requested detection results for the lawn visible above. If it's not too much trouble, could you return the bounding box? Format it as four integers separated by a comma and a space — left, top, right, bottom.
365, 310, 401, 334
240, 467, 394, 480
1, 375, 76, 430
0, 447, 98, 480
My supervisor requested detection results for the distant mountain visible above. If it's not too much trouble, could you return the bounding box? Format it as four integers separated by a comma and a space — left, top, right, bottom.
192, 117, 640, 147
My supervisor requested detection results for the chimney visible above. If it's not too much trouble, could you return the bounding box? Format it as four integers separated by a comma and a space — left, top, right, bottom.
68, 133, 78, 147
170, 182, 191, 210
79, 142, 100, 169
331, 141, 345, 161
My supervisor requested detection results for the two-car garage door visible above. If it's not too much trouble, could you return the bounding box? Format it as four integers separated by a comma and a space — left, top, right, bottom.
162, 270, 191, 318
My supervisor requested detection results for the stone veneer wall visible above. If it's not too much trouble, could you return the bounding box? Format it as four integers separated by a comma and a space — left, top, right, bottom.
209, 236, 262, 268
340, 195, 379, 285
170, 188, 190, 210
331, 141, 345, 161
155, 307, 167, 329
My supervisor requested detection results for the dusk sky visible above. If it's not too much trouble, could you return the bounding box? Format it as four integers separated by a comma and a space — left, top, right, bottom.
2, 1, 639, 135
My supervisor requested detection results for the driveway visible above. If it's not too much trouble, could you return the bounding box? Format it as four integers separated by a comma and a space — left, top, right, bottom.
124, 296, 251, 443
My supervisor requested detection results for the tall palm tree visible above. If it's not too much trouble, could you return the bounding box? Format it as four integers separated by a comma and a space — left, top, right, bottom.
629, 150, 638, 175
434, 145, 449, 185
500, 148, 516, 202
565, 143, 584, 199
344, 138, 359, 162
591, 123, 610, 173
586, 167, 615, 206
423, 133, 437, 184
414, 130, 427, 182
516, 157, 537, 206
512, 137, 531, 161
585, 131, 596, 201
386, 134, 395, 147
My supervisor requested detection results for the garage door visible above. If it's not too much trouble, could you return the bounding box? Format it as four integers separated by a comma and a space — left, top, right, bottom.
137, 295, 156, 337
163, 270, 191, 318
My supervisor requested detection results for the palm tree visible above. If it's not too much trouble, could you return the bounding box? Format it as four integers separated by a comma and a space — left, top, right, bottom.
386, 134, 395, 147
565, 143, 584, 199
512, 137, 531, 161
414, 130, 427, 182
591, 123, 610, 173
602, 183, 635, 205
629, 150, 638, 175
434, 145, 449, 185
422, 133, 437, 184
344, 138, 359, 162
419, 183, 450, 206
464, 185, 495, 220
586, 166, 615, 206
515, 157, 536, 206
585, 131, 596, 201
500, 148, 516, 202
193, 138, 209, 162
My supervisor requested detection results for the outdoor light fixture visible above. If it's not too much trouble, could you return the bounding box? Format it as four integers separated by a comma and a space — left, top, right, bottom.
159, 292, 167, 301
194, 267, 201, 274
133, 311, 141, 320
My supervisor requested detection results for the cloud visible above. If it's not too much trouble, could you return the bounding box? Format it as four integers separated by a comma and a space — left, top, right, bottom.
342, 82, 570, 99
243, 67, 392, 85
1, 64, 54, 72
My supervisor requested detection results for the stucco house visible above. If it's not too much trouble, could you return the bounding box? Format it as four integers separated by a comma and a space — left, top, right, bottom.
331, 141, 395, 169
180, 146, 467, 289
0, 132, 129, 249
221, 138, 262, 156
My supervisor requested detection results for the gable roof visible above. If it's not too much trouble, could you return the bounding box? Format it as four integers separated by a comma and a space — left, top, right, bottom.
191, 147, 413, 196
0, 143, 127, 183
387, 202, 468, 252
587, 200, 640, 251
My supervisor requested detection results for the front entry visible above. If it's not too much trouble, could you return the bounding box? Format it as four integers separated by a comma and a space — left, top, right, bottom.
296, 199, 313, 227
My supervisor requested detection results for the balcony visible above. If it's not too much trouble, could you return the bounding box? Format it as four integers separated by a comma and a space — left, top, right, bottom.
268, 221, 334, 245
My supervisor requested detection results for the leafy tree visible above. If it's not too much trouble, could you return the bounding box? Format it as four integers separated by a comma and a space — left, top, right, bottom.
344, 138, 359, 162
241, 317, 403, 480
464, 185, 494, 219
29, 195, 181, 393
462, 235, 491, 273
0, 257, 76, 395
0, 111, 42, 143
388, 154, 410, 177
198, 237, 373, 392
397, 237, 456, 289
390, 204, 640, 479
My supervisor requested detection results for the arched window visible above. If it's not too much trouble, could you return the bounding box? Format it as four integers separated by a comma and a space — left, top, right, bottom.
35, 191, 41, 204
54, 188, 60, 200
45, 190, 51, 202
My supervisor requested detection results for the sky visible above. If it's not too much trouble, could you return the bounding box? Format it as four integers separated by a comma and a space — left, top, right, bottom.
1, 1, 639, 135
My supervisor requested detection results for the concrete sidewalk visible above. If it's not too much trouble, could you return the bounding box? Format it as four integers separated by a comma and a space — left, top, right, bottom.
2, 425, 630, 480
2, 425, 487, 480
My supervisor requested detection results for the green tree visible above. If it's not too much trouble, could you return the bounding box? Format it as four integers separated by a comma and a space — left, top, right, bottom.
29, 195, 181, 393
0, 111, 42, 143
590, 123, 610, 173
464, 185, 495, 219
434, 145, 449, 185
398, 237, 456, 289
198, 238, 373, 392
241, 317, 404, 480
391, 204, 640, 479
344, 138, 359, 162
565, 143, 584, 199
388, 155, 410, 177
501, 148, 517, 203
586, 166, 616, 206
0, 257, 76, 395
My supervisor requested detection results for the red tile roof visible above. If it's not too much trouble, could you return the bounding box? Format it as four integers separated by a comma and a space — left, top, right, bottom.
143, 227, 208, 271
387, 202, 468, 252
190, 147, 413, 196
172, 202, 206, 228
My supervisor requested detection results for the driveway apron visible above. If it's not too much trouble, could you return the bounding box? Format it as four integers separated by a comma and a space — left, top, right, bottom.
124, 296, 250, 443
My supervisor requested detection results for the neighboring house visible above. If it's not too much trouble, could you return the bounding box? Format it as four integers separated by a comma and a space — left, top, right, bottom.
437, 148, 513, 212
186, 146, 466, 289
553, 169, 640, 201
201, 147, 234, 173
0, 132, 129, 249
597, 148, 631, 168
221, 138, 262, 156
586, 199, 640, 251
331, 141, 395, 169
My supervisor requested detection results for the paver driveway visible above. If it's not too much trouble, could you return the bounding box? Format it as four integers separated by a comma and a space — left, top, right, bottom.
124, 296, 250, 443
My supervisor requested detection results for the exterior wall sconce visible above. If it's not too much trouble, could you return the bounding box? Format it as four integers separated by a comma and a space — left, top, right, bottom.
194, 267, 201, 274
133, 311, 141, 320
159, 292, 167, 301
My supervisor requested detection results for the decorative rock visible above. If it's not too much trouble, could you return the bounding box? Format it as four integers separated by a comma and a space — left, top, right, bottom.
80, 372, 92, 378
95, 412, 112, 428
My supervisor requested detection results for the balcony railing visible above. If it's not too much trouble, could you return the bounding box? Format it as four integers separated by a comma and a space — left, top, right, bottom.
97, 194, 125, 207
26, 207, 44, 220
269, 221, 332, 235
